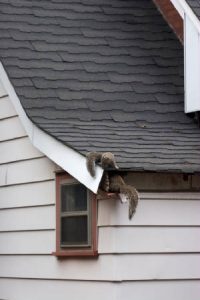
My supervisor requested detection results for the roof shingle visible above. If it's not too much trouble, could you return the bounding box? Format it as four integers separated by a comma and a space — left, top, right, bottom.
0, 0, 200, 173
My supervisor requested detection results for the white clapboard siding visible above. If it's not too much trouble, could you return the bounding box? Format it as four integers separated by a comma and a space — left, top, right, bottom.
0, 206, 55, 231
1, 279, 200, 300
0, 137, 43, 164
0, 79, 6, 97
98, 227, 200, 253
0, 116, 26, 141
1, 227, 199, 255
0, 96, 17, 119
117, 280, 200, 300
0, 157, 56, 186
0, 166, 7, 189
1, 279, 114, 300
141, 192, 200, 200
98, 195, 200, 226
0, 230, 55, 254
0, 180, 55, 209
0, 254, 200, 281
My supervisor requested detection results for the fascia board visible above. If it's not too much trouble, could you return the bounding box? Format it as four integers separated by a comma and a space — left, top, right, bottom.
170, 0, 184, 18
184, 13, 200, 113
171, 0, 200, 32
0, 62, 103, 193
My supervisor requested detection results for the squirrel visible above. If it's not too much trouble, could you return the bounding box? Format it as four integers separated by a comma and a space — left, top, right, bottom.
109, 174, 139, 219
86, 151, 119, 177
86, 151, 139, 219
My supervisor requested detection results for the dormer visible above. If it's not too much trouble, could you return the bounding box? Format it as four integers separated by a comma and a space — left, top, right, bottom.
154, 0, 200, 113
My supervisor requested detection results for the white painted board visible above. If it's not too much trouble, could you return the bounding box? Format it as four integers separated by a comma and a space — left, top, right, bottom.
1, 227, 199, 255
0, 230, 55, 254
33, 125, 103, 193
0, 254, 199, 280
0, 116, 26, 141
0, 278, 115, 300
185, 14, 200, 112
0, 180, 55, 209
117, 280, 200, 300
0, 206, 55, 231
140, 192, 200, 200
0, 157, 56, 187
98, 227, 200, 253
0, 79, 7, 97
0, 278, 200, 300
0, 96, 17, 119
0, 137, 43, 164
98, 196, 200, 226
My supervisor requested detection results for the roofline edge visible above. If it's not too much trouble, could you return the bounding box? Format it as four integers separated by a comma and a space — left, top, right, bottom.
170, 0, 200, 32
0, 62, 103, 193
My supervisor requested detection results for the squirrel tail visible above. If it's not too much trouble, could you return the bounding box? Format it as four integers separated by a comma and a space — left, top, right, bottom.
120, 185, 139, 219
86, 152, 102, 177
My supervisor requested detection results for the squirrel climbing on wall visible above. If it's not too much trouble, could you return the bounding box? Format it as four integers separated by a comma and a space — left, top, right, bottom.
86, 151, 139, 219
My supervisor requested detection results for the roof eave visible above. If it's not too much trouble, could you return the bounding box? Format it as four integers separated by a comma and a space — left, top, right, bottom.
0, 62, 103, 194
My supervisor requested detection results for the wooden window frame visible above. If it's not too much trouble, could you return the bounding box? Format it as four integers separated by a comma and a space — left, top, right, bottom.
53, 172, 98, 257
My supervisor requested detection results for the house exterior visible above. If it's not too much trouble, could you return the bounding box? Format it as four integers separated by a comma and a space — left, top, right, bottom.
0, 0, 200, 299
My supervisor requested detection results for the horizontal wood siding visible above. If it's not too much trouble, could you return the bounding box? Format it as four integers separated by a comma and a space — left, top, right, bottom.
0, 206, 55, 231
0, 278, 200, 300
0, 137, 43, 164
0, 226, 199, 255
0, 79, 7, 97
0, 157, 55, 186
98, 194, 200, 226
98, 227, 200, 253
0, 231, 55, 254
0, 254, 200, 280
0, 116, 26, 141
0, 181, 55, 209
0, 81, 200, 299
0, 96, 17, 119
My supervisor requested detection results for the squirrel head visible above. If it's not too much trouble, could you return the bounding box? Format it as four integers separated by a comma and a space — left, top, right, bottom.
101, 152, 119, 170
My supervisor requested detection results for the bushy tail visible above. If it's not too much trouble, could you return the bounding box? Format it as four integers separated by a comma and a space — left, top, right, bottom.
120, 185, 139, 219
86, 152, 102, 177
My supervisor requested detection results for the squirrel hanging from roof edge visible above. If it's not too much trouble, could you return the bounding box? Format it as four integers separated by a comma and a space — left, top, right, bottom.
86, 151, 139, 219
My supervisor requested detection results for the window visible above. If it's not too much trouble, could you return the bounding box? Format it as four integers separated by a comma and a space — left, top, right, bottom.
54, 172, 98, 257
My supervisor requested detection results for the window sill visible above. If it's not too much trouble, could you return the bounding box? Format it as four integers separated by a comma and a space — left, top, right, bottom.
52, 249, 98, 258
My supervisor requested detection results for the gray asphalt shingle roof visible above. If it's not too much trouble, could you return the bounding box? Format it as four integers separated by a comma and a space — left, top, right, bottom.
0, 0, 200, 173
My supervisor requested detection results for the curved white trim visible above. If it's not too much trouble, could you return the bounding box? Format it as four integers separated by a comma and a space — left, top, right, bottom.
0, 63, 103, 193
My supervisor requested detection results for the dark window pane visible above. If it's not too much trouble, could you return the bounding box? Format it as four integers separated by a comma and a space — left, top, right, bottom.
61, 184, 87, 212
61, 216, 88, 246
